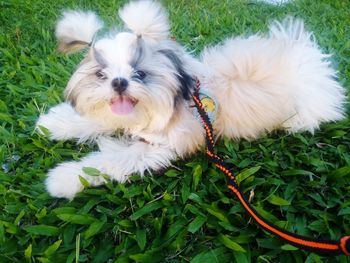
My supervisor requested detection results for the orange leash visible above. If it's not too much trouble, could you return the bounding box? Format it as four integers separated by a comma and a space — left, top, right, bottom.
191, 80, 350, 256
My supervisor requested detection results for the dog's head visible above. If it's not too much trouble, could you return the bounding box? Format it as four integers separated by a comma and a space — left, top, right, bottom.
56, 1, 194, 132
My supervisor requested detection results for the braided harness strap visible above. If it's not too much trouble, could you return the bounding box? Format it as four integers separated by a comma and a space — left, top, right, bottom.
191, 79, 350, 256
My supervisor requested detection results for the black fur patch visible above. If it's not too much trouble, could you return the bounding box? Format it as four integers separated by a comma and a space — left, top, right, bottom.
65, 91, 77, 107
158, 49, 194, 101
131, 38, 145, 68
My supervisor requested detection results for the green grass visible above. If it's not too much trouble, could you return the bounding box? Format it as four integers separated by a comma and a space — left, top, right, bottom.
1, 0, 350, 262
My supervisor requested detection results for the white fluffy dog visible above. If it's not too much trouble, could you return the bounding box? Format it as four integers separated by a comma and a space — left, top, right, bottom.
37, 0, 346, 199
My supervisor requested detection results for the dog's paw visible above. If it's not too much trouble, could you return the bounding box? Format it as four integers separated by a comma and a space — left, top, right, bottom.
36, 103, 80, 140
45, 162, 85, 199
45, 160, 107, 199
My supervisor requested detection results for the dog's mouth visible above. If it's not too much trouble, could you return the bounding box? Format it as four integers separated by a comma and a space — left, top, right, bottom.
110, 95, 138, 115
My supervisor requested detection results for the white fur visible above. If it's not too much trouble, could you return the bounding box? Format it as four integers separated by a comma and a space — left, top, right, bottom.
258, 0, 291, 4
56, 10, 103, 46
36, 103, 113, 142
38, 1, 346, 199
203, 17, 345, 139
119, 0, 170, 41
46, 137, 175, 199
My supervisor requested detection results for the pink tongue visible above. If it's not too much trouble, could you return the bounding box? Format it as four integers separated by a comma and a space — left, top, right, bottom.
110, 97, 135, 115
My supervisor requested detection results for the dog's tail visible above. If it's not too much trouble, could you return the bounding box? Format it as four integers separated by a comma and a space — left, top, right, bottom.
202, 17, 346, 139
55, 11, 103, 54
268, 17, 346, 132
269, 16, 313, 43
119, 0, 170, 42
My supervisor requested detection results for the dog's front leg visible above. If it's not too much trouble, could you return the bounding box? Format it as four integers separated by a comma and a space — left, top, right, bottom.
45, 137, 176, 199
36, 102, 112, 142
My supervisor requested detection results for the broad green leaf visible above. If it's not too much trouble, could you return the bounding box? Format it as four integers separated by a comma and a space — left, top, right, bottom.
130, 250, 163, 263
233, 251, 250, 263
76, 233, 80, 263
24, 244, 32, 261
14, 209, 25, 225
79, 175, 90, 187
37, 125, 50, 137
171, 229, 187, 251
114, 256, 130, 263
136, 229, 146, 250
218, 221, 238, 232
236, 166, 261, 184
187, 216, 206, 233
267, 194, 290, 206
1, 220, 17, 234
52, 207, 77, 215
190, 247, 227, 263
84, 220, 105, 239
35, 207, 47, 220
163, 192, 173, 201
192, 165, 202, 190
24, 225, 59, 236
122, 186, 143, 199
338, 207, 350, 216
308, 220, 327, 233
36, 257, 50, 263
82, 167, 101, 176
305, 253, 323, 263
218, 234, 246, 252
293, 133, 309, 145
206, 208, 229, 223
130, 201, 163, 220
186, 204, 206, 218
0, 224, 4, 244
254, 207, 279, 222
257, 238, 280, 250
64, 225, 77, 250
181, 183, 191, 203
165, 169, 181, 177
308, 193, 327, 207
188, 193, 203, 204
57, 214, 96, 225
44, 240, 62, 256
281, 244, 299, 251
329, 166, 350, 179
118, 219, 133, 228
79, 199, 101, 214
90, 243, 114, 263
165, 218, 187, 239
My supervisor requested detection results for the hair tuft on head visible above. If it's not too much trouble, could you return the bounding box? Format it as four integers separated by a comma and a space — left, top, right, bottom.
119, 0, 170, 42
55, 10, 103, 54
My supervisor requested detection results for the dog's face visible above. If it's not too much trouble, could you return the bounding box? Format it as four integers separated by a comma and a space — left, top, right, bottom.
57, 2, 194, 133
66, 33, 193, 132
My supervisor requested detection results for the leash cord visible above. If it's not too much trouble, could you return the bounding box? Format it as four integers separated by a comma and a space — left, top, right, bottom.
191, 86, 350, 256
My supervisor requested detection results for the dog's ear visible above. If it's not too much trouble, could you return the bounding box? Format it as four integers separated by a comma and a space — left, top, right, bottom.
119, 1, 170, 42
55, 11, 103, 54
158, 49, 194, 101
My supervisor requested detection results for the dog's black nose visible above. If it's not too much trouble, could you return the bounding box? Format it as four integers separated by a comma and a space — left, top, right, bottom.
111, 78, 128, 93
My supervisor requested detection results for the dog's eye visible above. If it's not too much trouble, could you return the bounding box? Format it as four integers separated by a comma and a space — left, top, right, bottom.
134, 70, 146, 80
95, 70, 107, 80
